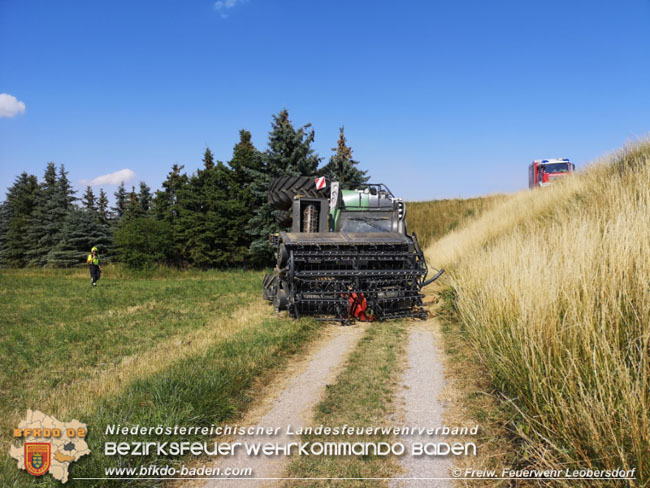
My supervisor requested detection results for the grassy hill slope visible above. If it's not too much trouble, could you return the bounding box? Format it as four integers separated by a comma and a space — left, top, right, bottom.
427, 141, 650, 485
406, 195, 505, 250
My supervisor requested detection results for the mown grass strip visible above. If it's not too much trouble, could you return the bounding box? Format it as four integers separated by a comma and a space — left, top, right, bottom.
284, 321, 406, 486
0, 269, 262, 438
3, 313, 321, 487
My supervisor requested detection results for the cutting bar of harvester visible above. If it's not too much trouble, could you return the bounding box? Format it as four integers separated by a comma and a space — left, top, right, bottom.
273, 232, 431, 322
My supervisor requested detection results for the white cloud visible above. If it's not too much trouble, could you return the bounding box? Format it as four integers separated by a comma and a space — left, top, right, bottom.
214, 0, 246, 18
81, 169, 136, 187
0, 93, 26, 118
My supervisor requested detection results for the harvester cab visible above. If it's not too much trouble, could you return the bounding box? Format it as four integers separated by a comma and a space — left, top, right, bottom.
263, 176, 444, 323
334, 183, 406, 234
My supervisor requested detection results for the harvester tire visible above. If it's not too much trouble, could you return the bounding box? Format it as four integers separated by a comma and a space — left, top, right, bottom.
273, 279, 289, 312
268, 176, 326, 210
273, 209, 292, 228
262, 273, 277, 301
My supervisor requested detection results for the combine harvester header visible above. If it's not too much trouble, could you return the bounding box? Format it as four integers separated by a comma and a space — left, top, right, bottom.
263, 176, 444, 324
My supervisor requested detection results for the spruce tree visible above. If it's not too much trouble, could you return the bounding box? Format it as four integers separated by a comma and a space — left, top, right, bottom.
26, 163, 71, 266
228, 130, 263, 266
97, 189, 110, 224
0, 202, 8, 265
322, 126, 369, 188
151, 164, 188, 266
248, 110, 321, 264
174, 169, 205, 266
203, 148, 215, 170
170, 139, 260, 268
112, 182, 128, 219
153, 164, 187, 223
82, 186, 96, 212
138, 182, 152, 213
94, 189, 113, 255
180, 147, 218, 266
0, 172, 40, 266
230, 131, 263, 184
174, 154, 234, 268
265, 109, 320, 176
57, 165, 76, 210
48, 207, 111, 267
125, 186, 143, 218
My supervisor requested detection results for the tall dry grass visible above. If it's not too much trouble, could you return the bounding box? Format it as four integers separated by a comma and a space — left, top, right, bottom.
406, 195, 505, 250
428, 141, 650, 485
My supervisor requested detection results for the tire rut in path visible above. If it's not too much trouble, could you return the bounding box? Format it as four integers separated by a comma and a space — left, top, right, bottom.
201, 324, 365, 488
391, 323, 452, 487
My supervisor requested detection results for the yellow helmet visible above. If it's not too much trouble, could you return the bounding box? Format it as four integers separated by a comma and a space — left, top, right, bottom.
91, 246, 98, 252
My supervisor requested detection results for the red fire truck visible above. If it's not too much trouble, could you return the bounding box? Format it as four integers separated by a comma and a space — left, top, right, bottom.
528, 158, 575, 188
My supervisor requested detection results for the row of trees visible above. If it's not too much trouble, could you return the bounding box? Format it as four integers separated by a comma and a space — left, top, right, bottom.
0, 110, 369, 268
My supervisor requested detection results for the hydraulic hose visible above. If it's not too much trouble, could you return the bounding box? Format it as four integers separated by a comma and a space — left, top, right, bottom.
421, 269, 445, 288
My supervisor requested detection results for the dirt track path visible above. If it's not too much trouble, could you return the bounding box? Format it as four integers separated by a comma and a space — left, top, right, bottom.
392, 319, 452, 487
201, 324, 365, 487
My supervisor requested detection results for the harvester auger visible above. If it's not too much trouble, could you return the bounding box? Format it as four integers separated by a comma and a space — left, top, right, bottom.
263, 176, 444, 323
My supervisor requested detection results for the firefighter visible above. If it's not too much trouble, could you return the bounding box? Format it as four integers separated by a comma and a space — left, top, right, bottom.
87, 246, 101, 287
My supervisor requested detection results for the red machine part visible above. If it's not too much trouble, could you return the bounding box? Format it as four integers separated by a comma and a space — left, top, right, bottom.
347, 292, 375, 322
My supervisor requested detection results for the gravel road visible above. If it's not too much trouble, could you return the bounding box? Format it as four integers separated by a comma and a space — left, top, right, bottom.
391, 324, 452, 487
201, 325, 364, 488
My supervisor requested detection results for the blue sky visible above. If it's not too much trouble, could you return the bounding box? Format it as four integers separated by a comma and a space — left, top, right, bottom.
1, 0, 649, 201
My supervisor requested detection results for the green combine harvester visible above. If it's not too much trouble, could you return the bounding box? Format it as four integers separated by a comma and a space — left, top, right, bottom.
263, 176, 444, 323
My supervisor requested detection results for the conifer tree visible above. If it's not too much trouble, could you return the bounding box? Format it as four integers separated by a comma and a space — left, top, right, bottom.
26, 162, 72, 266
203, 148, 215, 169
228, 130, 263, 266
57, 165, 76, 210
0, 172, 40, 266
322, 126, 369, 188
48, 207, 111, 267
97, 189, 110, 224
0, 202, 8, 265
82, 186, 96, 212
95, 187, 113, 254
265, 109, 320, 176
153, 164, 187, 223
230, 130, 263, 184
112, 182, 128, 219
125, 186, 143, 218
173, 148, 240, 268
174, 168, 206, 266
138, 182, 152, 213
248, 110, 321, 264
152, 164, 189, 265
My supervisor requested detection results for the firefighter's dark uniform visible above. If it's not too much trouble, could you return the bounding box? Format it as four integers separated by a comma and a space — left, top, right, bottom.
87, 249, 101, 286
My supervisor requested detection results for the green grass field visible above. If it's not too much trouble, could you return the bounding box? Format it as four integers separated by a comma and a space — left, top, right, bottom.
1, 267, 321, 487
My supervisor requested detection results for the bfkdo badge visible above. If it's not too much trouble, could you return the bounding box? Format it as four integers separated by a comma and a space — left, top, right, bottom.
25, 443, 51, 476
